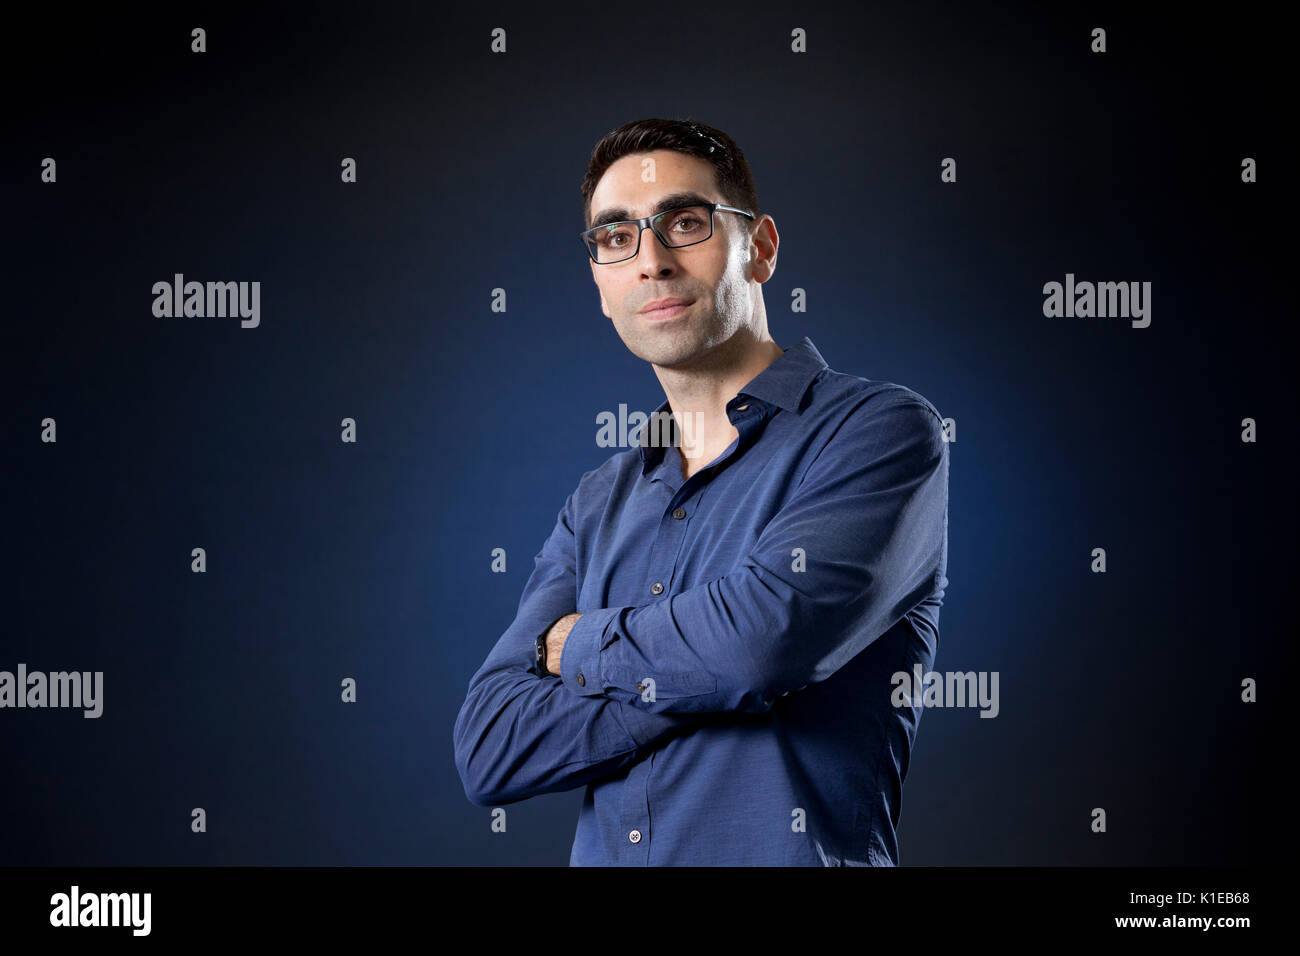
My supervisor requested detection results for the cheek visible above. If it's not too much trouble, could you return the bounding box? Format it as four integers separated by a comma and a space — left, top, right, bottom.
719, 241, 749, 279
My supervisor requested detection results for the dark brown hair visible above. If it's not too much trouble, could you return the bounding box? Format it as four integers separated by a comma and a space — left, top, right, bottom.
579, 118, 760, 228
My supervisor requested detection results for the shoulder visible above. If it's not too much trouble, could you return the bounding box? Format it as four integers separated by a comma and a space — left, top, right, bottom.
804, 369, 946, 452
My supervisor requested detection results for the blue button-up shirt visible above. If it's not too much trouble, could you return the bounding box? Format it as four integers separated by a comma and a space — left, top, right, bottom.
453, 337, 949, 865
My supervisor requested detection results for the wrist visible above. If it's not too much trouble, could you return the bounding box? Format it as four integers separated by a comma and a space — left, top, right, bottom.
543, 613, 581, 676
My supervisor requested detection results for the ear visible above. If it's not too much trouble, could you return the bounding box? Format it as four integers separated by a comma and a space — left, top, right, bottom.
745, 215, 779, 284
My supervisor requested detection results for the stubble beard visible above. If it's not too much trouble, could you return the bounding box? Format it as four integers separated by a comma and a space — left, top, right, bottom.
622, 301, 742, 372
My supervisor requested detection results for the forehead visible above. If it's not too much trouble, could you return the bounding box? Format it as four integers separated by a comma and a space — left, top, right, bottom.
589, 150, 720, 218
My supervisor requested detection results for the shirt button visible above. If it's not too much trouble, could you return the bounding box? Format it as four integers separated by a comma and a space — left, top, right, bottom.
651, 582, 664, 595
576, 673, 586, 686
628, 829, 642, 844
672, 507, 686, 520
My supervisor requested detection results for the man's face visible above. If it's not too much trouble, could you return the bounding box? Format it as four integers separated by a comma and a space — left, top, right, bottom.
586, 150, 768, 369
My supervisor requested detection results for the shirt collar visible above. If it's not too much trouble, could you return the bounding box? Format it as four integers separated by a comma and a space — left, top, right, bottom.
637, 336, 828, 471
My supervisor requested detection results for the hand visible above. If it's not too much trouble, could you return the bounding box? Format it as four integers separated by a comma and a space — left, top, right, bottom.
544, 613, 582, 676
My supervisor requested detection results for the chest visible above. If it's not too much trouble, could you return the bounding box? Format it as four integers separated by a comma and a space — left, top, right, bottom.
575, 437, 806, 612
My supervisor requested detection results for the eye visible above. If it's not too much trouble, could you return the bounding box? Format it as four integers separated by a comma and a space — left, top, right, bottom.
598, 226, 633, 247
670, 212, 704, 233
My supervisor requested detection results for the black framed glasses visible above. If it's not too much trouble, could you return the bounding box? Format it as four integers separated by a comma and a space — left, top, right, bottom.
580, 202, 756, 264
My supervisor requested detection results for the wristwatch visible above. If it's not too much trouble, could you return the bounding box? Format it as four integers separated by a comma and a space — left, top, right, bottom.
535, 628, 548, 675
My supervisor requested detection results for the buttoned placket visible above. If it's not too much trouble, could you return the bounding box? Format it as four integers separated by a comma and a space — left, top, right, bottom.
615, 399, 773, 864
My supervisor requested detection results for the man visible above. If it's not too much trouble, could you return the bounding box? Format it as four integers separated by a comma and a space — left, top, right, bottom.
453, 118, 949, 865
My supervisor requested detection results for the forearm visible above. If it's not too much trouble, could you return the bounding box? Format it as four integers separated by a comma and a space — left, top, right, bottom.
453, 615, 698, 806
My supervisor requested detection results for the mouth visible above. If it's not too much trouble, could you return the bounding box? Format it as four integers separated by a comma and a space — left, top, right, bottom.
639, 298, 694, 321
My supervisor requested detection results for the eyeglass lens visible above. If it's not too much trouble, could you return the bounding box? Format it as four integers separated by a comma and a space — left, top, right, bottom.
586, 205, 712, 262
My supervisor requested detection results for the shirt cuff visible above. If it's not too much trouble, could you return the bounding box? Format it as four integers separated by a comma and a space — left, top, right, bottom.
560, 606, 621, 698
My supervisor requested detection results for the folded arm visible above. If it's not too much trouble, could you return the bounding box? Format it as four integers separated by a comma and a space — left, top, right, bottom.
557, 398, 950, 715
452, 488, 699, 806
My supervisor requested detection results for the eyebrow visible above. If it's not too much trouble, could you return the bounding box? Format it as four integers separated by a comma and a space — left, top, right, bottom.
588, 191, 715, 230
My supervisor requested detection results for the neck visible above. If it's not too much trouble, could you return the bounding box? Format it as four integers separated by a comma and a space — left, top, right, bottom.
652, 328, 784, 472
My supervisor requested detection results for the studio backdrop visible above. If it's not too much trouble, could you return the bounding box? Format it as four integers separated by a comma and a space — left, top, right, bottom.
1, 2, 1287, 865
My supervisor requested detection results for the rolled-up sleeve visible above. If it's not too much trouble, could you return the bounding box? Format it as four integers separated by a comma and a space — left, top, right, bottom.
452, 488, 699, 806
559, 398, 949, 714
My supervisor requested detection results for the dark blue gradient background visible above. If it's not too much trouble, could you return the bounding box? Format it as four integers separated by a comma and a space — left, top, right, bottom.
1, 3, 1289, 865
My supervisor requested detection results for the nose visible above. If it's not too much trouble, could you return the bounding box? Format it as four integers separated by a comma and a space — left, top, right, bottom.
632, 223, 677, 277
